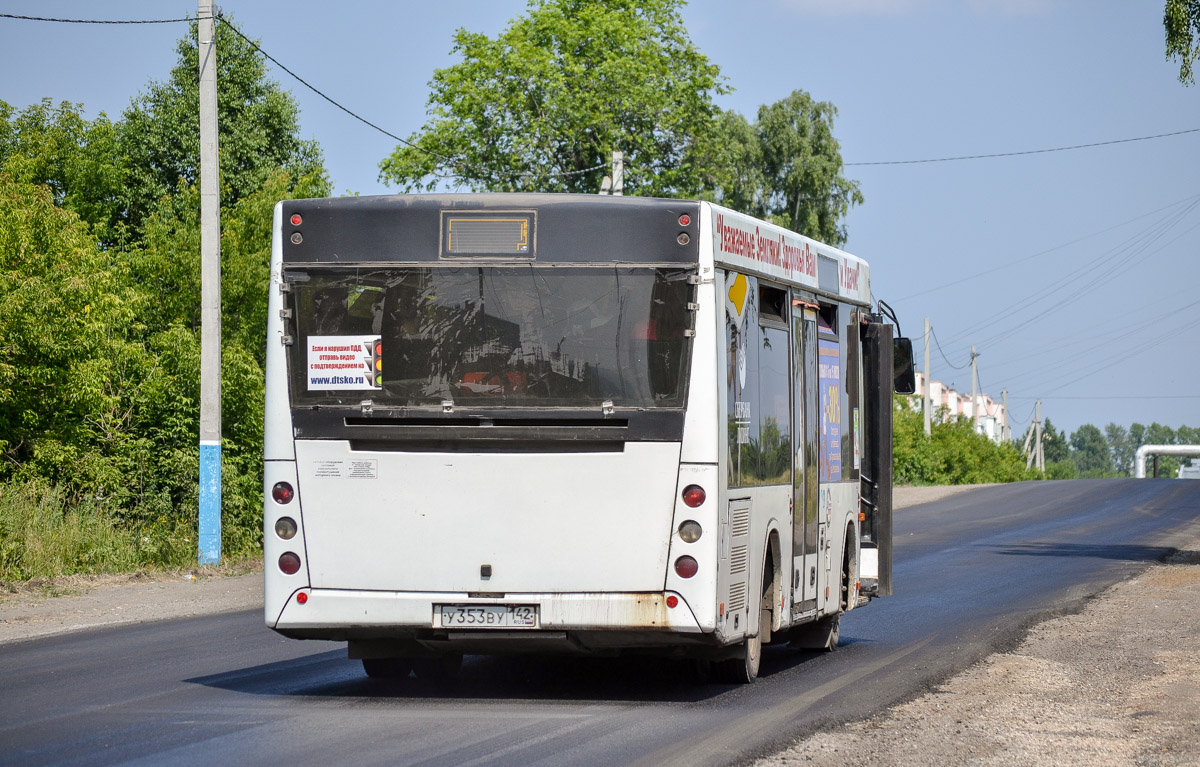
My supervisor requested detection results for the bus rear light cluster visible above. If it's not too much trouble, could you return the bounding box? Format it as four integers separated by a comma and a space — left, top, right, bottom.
677, 520, 702, 543
274, 517, 297, 540
674, 556, 698, 579
272, 481, 294, 504
279, 552, 302, 575
682, 484, 705, 508
290, 213, 302, 226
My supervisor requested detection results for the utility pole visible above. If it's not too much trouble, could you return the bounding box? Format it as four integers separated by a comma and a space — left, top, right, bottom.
970, 345, 980, 434
1024, 398, 1044, 471
1001, 388, 1010, 443
1035, 399, 1045, 472
198, 0, 222, 565
923, 317, 931, 437
612, 150, 624, 196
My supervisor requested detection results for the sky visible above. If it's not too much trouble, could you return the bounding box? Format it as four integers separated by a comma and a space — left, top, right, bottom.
2, 0, 1198, 440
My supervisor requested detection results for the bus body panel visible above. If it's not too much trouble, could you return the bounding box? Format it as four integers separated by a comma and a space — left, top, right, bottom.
264, 204, 295, 462
293, 440, 682, 594
274, 590, 704, 635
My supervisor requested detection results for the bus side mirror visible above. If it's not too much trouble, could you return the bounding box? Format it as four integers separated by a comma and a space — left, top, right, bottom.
893, 337, 916, 394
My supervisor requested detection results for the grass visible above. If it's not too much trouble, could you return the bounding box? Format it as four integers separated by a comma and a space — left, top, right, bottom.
0, 480, 198, 582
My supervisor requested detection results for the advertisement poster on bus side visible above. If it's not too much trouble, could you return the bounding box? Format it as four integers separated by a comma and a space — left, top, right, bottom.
306, 335, 381, 390
818, 339, 841, 482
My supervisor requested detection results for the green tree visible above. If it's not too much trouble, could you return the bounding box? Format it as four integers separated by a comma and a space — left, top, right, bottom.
120, 17, 326, 232
1166, 0, 1200, 84
379, 0, 725, 196
893, 398, 1033, 485
1070, 423, 1114, 477
1104, 422, 1132, 476
0, 174, 144, 497
0, 99, 127, 245
1042, 417, 1070, 464
706, 91, 862, 246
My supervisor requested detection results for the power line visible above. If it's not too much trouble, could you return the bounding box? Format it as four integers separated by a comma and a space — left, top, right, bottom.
895, 192, 1200, 302
930, 326, 970, 370
0, 11, 610, 185
215, 14, 609, 185
1012, 395, 1200, 400
846, 127, 1200, 166
0, 13, 193, 24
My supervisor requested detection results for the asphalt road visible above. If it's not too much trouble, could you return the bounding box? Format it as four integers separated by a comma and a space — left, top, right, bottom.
3, 479, 1198, 767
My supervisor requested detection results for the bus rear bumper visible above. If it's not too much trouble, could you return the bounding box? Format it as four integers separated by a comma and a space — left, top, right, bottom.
271, 589, 706, 648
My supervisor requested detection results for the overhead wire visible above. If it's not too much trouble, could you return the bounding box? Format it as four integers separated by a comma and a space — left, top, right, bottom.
939, 198, 1200, 352
895, 192, 1200, 302
6, 11, 1199, 180
846, 127, 1200, 166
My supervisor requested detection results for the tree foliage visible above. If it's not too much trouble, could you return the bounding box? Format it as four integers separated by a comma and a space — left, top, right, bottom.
893, 399, 1034, 485
0, 20, 330, 572
1069, 423, 1114, 477
120, 18, 325, 232
378, 0, 862, 245
704, 92, 863, 246
1165, 0, 1200, 84
0, 99, 127, 245
380, 0, 724, 197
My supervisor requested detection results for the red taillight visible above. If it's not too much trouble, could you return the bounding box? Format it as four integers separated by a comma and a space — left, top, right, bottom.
678, 214, 691, 227
682, 484, 705, 508
272, 481, 294, 504
279, 552, 301, 575
666, 595, 679, 608
290, 213, 302, 226
674, 556, 698, 578
296, 592, 308, 604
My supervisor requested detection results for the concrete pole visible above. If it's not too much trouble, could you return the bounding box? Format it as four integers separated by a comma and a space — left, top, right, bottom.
1001, 388, 1010, 442
612, 150, 624, 196
198, 0, 222, 565
970, 346, 979, 434
923, 317, 931, 437
1035, 399, 1044, 472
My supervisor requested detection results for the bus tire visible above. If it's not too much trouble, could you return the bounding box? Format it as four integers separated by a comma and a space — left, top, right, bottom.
790, 613, 840, 651
412, 653, 463, 681
361, 657, 413, 679
715, 632, 761, 683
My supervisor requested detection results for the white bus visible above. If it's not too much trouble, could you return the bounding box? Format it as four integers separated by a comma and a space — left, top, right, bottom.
263, 194, 914, 683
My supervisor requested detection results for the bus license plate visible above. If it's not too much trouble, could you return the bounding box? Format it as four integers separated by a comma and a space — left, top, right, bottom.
436, 604, 538, 629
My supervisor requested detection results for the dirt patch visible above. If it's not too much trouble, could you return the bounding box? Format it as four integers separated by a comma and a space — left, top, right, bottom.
893, 484, 993, 509
755, 537, 1200, 767
0, 562, 262, 644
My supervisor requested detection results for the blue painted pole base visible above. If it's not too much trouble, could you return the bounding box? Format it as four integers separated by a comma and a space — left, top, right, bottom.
199, 441, 222, 565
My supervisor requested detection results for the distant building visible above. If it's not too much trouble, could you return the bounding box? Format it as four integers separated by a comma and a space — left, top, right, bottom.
1179, 461, 1200, 480
911, 371, 1009, 444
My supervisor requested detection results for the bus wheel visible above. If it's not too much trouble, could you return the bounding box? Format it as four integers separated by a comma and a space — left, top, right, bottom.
361, 657, 413, 679
412, 653, 463, 680
790, 613, 840, 651
715, 632, 761, 683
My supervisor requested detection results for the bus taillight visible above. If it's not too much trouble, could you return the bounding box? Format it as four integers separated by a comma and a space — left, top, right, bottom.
274, 517, 297, 540
272, 481, 294, 504
682, 484, 705, 508
290, 213, 302, 226
674, 556, 698, 578
279, 552, 302, 575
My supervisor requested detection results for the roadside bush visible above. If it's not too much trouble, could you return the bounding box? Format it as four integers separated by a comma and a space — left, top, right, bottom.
893, 397, 1036, 485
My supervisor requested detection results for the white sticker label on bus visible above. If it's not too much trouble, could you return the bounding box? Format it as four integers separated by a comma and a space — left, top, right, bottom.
306, 335, 381, 390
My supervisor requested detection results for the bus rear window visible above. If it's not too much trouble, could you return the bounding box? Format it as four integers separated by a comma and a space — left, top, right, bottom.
286, 266, 694, 409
